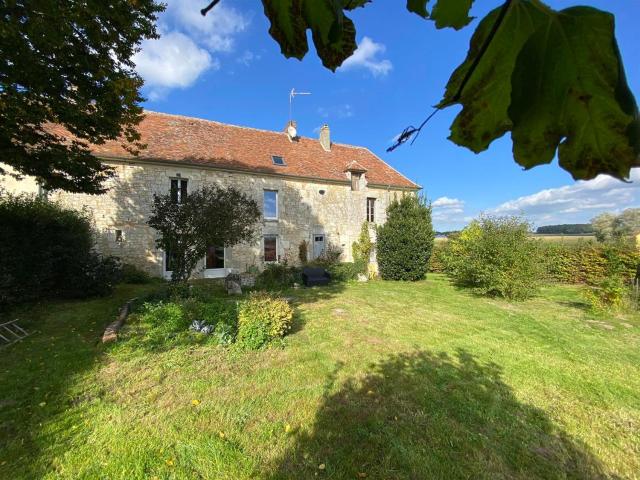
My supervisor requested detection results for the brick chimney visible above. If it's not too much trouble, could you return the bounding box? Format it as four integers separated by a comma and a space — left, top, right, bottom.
319, 124, 331, 152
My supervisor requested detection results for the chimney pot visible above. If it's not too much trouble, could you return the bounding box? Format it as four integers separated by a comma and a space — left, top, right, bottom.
319, 124, 331, 152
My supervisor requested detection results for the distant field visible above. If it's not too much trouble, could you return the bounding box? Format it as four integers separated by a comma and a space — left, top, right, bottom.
435, 234, 596, 244
530, 234, 596, 243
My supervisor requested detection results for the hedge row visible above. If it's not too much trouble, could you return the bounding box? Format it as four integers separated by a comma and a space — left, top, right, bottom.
429, 240, 640, 284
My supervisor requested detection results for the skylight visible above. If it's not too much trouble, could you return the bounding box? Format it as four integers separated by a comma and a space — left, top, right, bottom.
272, 155, 285, 166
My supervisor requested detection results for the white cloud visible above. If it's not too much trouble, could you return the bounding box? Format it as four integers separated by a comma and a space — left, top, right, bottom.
432, 197, 465, 209
317, 104, 354, 119
169, 0, 249, 52
237, 50, 259, 67
432, 197, 467, 229
133, 31, 215, 98
134, 1, 250, 100
487, 169, 640, 226
340, 37, 392, 77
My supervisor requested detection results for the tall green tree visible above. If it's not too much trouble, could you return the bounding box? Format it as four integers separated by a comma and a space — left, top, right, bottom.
376, 195, 435, 281
0, 0, 164, 193
148, 185, 260, 283
204, 0, 639, 181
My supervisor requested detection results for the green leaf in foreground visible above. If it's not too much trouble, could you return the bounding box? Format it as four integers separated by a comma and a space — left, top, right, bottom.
438, 0, 551, 153
406, 0, 430, 19
509, 7, 640, 180
261, 0, 359, 71
430, 0, 475, 30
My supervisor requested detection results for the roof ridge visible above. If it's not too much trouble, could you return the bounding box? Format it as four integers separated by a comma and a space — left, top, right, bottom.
361, 146, 422, 190
142, 109, 368, 151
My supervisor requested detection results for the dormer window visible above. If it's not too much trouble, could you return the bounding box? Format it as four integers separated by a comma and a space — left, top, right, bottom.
272, 155, 286, 166
345, 160, 368, 191
351, 173, 361, 191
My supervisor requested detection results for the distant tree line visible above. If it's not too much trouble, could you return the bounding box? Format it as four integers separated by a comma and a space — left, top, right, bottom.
536, 224, 594, 235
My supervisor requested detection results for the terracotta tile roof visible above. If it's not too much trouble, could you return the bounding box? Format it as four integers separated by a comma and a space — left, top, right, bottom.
73, 111, 420, 189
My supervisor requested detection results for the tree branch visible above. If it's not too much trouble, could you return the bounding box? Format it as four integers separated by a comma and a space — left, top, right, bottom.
201, 0, 221, 17
387, 0, 513, 153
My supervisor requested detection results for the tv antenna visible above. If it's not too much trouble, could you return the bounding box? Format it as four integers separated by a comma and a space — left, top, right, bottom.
289, 88, 311, 122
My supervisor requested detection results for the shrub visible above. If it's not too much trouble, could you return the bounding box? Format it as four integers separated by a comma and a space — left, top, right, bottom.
72, 254, 122, 297
584, 276, 628, 313
121, 263, 153, 284
376, 195, 434, 281
0, 193, 120, 308
446, 216, 543, 300
352, 222, 373, 268
256, 263, 300, 289
298, 240, 308, 264
309, 243, 343, 267
583, 241, 635, 312
328, 262, 365, 281
428, 242, 448, 273
236, 292, 293, 350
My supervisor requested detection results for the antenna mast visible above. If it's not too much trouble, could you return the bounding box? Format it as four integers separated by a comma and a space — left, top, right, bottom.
289, 88, 311, 122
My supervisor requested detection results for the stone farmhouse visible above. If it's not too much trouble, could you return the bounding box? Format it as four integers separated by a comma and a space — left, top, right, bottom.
1, 111, 420, 279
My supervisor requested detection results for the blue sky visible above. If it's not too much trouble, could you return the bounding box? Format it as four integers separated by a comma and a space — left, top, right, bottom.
133, 0, 640, 231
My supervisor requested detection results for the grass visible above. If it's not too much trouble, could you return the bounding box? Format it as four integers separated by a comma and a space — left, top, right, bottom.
1, 276, 639, 479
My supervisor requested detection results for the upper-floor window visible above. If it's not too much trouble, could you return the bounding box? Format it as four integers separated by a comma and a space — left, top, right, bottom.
171, 178, 188, 203
264, 190, 278, 219
351, 173, 361, 191
367, 197, 376, 222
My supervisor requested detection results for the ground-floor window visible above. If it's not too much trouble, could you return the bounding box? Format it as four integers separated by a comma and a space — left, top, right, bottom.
206, 245, 225, 269
264, 235, 277, 262
165, 250, 178, 273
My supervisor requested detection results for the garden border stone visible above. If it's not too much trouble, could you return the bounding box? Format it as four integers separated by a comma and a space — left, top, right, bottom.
102, 298, 136, 343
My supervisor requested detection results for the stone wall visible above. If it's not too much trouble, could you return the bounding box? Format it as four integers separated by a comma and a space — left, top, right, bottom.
1, 160, 413, 278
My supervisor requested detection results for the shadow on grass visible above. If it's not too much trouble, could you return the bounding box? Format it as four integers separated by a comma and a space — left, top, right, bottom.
269, 350, 616, 480
557, 300, 591, 311
0, 285, 152, 479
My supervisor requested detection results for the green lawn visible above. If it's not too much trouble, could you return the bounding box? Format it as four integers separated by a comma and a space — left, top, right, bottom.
1, 276, 639, 479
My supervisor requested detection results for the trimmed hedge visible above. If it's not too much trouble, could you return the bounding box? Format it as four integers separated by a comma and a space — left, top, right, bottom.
0, 194, 121, 308
430, 238, 640, 285
541, 241, 639, 284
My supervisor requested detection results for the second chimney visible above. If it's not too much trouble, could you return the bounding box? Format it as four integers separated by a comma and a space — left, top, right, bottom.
319, 124, 331, 152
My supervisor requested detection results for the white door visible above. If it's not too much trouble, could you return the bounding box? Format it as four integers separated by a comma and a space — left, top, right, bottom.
313, 234, 325, 259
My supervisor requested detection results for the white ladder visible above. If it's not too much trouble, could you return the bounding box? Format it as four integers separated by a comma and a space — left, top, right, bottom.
0, 319, 30, 348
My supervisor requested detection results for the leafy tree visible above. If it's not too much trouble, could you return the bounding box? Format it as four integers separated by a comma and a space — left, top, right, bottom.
592, 209, 640, 242
148, 185, 260, 283
203, 0, 639, 181
376, 195, 434, 281
0, 0, 164, 193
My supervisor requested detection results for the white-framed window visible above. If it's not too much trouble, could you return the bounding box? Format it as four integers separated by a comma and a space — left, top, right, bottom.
264, 189, 278, 220
367, 197, 376, 222
264, 235, 278, 262
171, 178, 188, 203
